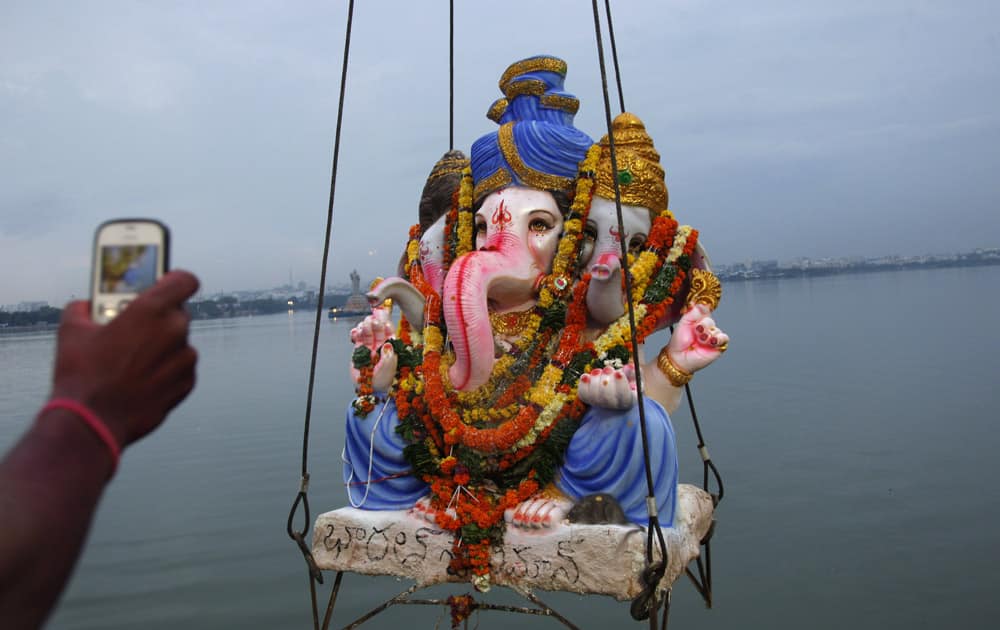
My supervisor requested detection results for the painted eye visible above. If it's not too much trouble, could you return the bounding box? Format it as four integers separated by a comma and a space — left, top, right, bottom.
583, 224, 598, 242
529, 218, 552, 233
628, 235, 647, 254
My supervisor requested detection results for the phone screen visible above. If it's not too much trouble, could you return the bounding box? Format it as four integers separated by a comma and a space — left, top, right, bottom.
99, 244, 160, 294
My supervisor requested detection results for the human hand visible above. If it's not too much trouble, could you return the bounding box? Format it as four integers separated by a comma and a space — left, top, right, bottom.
49, 271, 200, 448
665, 303, 729, 375
578, 364, 637, 410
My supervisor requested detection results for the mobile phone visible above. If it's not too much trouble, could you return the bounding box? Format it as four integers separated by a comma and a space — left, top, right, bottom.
90, 219, 170, 323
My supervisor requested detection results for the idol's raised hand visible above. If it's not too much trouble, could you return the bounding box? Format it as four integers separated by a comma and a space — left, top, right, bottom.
664, 303, 729, 375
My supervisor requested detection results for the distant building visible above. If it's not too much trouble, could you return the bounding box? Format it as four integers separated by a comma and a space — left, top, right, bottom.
12, 301, 49, 312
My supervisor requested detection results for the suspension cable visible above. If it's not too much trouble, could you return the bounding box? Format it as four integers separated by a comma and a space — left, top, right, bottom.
684, 378, 724, 504
449, 0, 455, 150
590, 1, 668, 627
603, 0, 626, 113
599, 0, 723, 613
286, 0, 356, 626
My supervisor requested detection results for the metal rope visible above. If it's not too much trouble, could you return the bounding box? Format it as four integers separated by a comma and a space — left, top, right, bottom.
603, 0, 626, 113
286, 1, 356, 627
684, 378, 725, 505
340, 585, 581, 629
449, 0, 455, 150
590, 1, 668, 627
600, 0, 723, 613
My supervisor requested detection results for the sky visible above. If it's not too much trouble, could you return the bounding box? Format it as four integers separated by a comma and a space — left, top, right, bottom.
2, 0, 998, 305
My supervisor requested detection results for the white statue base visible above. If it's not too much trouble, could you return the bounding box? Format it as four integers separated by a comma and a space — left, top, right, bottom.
312, 484, 713, 600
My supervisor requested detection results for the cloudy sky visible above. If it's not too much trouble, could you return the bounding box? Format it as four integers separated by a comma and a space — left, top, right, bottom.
2, 0, 998, 305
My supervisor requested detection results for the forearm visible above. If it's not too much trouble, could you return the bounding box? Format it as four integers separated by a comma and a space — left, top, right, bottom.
641, 358, 684, 415
0, 408, 114, 629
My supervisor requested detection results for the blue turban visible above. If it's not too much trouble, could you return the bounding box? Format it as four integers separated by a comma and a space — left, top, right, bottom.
471, 55, 594, 204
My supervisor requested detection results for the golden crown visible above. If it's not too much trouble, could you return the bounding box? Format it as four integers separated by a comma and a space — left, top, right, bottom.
593, 112, 668, 214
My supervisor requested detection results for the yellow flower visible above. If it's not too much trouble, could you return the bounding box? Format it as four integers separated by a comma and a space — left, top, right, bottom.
458, 168, 473, 207
406, 238, 420, 268
456, 211, 474, 258
666, 226, 691, 263
514, 392, 571, 450
630, 251, 659, 299
424, 326, 444, 352
592, 304, 647, 357
528, 365, 563, 406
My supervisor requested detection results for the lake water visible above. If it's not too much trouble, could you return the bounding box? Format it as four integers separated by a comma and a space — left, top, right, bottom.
2, 266, 999, 629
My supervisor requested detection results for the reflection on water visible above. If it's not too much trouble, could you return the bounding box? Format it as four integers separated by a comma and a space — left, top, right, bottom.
2, 267, 998, 629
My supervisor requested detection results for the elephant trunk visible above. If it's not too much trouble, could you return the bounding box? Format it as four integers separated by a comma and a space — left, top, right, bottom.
586, 252, 626, 325
443, 232, 539, 391
368, 277, 426, 329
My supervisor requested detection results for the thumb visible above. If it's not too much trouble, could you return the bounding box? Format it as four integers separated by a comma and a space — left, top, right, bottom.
59, 301, 100, 336
61, 300, 92, 324
680, 302, 709, 325
136, 270, 200, 312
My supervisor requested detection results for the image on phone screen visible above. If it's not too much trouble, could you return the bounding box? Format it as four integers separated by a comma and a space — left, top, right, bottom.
100, 245, 159, 294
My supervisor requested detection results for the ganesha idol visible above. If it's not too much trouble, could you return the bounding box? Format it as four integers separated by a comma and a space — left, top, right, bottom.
323, 56, 728, 595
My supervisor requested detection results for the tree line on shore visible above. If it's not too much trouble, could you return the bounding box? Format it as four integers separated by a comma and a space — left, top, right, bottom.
2, 294, 352, 329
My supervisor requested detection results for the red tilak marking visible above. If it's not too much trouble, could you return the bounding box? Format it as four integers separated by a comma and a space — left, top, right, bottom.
492, 199, 512, 232
609, 225, 622, 239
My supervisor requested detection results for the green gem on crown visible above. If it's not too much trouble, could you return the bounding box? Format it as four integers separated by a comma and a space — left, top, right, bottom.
617, 169, 634, 185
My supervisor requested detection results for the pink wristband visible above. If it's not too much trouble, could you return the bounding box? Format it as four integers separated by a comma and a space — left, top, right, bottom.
42, 398, 121, 477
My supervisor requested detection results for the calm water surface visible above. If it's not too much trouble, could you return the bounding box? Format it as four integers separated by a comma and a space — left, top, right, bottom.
2, 266, 998, 629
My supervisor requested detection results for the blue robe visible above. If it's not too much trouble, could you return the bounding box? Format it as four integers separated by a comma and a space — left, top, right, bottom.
555, 399, 677, 526
342, 397, 677, 526
342, 398, 428, 509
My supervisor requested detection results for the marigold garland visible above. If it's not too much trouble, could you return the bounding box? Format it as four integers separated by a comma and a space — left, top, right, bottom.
454, 168, 475, 259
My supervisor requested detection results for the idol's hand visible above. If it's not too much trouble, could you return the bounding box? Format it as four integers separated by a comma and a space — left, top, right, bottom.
349, 309, 397, 391
578, 364, 637, 410
350, 308, 394, 350
665, 303, 729, 375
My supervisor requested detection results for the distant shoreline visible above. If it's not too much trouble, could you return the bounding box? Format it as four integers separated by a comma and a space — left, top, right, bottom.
0, 323, 58, 336
716, 255, 1000, 282
3, 258, 998, 330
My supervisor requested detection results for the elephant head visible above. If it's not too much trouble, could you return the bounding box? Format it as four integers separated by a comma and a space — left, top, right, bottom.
442, 186, 565, 391
367, 151, 469, 328
367, 212, 450, 331
583, 113, 715, 330
583, 112, 667, 327
418, 215, 448, 296
440, 55, 592, 391
416, 150, 468, 296
581, 196, 654, 326
368, 212, 454, 331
